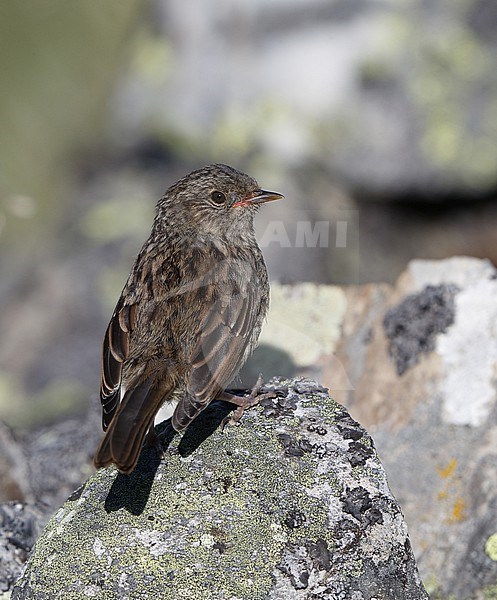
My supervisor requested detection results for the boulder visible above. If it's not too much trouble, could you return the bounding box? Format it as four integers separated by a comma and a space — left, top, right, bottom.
0, 422, 32, 504
0, 502, 45, 595
240, 257, 497, 597
12, 379, 427, 599
332, 257, 497, 598
117, 0, 497, 198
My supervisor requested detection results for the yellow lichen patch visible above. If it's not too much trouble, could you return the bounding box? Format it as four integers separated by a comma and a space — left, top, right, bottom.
435, 459, 467, 524
259, 284, 347, 367
485, 533, 497, 561
436, 458, 457, 479
448, 497, 466, 524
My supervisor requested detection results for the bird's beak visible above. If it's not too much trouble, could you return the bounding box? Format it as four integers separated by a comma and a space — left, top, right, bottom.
232, 189, 284, 208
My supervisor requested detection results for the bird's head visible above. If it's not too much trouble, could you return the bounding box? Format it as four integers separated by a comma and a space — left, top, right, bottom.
155, 164, 283, 240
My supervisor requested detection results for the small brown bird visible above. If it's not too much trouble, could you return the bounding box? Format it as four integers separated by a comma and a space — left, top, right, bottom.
94, 164, 283, 473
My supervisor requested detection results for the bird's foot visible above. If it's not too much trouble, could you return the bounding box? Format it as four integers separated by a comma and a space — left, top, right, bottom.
220, 374, 276, 430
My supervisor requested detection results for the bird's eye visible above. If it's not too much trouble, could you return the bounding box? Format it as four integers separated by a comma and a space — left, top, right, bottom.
210, 191, 226, 205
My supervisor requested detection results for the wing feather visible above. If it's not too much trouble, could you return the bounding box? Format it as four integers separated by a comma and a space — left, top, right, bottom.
100, 299, 137, 431
94, 376, 175, 474
172, 259, 263, 431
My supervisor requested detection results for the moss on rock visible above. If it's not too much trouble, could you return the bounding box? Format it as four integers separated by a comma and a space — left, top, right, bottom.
13, 378, 427, 599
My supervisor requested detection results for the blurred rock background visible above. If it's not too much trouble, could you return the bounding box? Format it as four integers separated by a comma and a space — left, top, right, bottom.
1, 0, 497, 596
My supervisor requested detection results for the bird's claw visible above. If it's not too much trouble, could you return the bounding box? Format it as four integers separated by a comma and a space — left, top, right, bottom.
220, 374, 276, 431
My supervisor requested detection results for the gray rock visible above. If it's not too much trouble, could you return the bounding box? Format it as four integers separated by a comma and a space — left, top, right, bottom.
383, 283, 457, 375
332, 257, 497, 598
115, 0, 497, 197
0, 422, 32, 504
12, 379, 427, 599
0, 502, 46, 594
24, 409, 101, 510
0, 412, 102, 595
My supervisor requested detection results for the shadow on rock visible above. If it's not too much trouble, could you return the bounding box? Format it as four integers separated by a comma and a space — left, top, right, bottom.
103, 402, 233, 514
178, 399, 233, 458
104, 424, 176, 516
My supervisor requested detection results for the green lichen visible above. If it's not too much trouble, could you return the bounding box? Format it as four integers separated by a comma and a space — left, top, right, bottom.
15, 382, 423, 598
486, 533, 497, 561
404, 12, 497, 185
352, 2, 497, 192
259, 284, 347, 368
484, 584, 497, 600
20, 411, 333, 597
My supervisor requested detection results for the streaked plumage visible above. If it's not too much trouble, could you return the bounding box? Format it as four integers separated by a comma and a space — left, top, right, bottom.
94, 164, 283, 473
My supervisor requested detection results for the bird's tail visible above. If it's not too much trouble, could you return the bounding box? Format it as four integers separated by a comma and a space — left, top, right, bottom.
94, 378, 173, 474
171, 394, 208, 432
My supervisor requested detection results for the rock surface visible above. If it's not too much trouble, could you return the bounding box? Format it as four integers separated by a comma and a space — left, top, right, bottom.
12, 379, 427, 600
240, 257, 497, 598
0, 422, 32, 505
331, 257, 497, 598
6, 256, 497, 598
0, 409, 100, 510
118, 0, 497, 198
0, 502, 45, 595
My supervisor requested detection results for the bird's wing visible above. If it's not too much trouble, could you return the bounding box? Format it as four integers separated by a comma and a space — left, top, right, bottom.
96, 278, 176, 473
94, 375, 175, 473
100, 296, 137, 431
172, 258, 262, 431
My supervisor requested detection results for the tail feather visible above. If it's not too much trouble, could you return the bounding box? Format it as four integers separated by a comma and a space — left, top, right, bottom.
94, 378, 174, 474
171, 394, 211, 432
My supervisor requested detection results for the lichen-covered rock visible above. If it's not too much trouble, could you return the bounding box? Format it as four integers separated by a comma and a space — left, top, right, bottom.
119, 1, 497, 197
12, 379, 427, 599
332, 257, 497, 597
